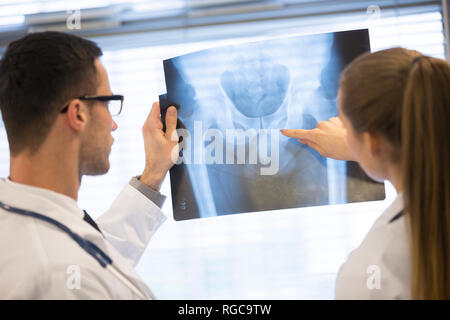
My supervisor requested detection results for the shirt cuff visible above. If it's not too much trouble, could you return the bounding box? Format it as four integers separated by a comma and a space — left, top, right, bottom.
128, 176, 166, 209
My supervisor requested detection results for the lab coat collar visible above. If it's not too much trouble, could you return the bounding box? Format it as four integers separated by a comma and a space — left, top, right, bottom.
375, 192, 404, 227
2, 177, 84, 220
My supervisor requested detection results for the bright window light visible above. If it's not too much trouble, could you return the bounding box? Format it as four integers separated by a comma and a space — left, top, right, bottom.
0, 1, 446, 299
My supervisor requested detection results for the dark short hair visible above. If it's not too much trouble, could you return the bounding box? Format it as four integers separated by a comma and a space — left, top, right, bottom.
0, 31, 103, 155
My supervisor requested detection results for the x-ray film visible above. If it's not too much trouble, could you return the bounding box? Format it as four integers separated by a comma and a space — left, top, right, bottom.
160, 29, 385, 221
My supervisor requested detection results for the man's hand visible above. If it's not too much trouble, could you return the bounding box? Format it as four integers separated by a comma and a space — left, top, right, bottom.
140, 102, 179, 191
281, 117, 356, 161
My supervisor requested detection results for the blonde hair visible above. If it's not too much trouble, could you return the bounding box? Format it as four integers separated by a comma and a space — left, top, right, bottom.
339, 47, 450, 299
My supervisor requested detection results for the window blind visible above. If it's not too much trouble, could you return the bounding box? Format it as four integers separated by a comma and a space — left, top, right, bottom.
0, 0, 448, 299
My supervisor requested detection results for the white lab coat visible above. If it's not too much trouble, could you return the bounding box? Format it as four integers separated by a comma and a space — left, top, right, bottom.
0, 177, 166, 299
335, 193, 411, 299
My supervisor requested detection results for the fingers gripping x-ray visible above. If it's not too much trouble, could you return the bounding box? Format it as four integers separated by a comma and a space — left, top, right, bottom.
160, 29, 385, 221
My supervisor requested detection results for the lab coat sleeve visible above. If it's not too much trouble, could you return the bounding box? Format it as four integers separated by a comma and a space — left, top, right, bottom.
95, 183, 167, 268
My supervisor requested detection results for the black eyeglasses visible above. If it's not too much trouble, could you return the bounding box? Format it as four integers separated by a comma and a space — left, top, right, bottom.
60, 95, 124, 116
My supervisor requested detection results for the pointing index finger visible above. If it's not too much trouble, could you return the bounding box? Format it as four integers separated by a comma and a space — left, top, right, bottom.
280, 128, 311, 139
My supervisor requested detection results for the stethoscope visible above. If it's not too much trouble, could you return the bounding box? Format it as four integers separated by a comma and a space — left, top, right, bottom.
0, 200, 150, 300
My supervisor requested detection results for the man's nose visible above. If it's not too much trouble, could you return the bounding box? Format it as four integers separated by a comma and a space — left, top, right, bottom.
112, 119, 118, 131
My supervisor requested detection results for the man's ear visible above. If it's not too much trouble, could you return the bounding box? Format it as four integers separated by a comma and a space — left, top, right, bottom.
364, 131, 382, 159
65, 99, 88, 132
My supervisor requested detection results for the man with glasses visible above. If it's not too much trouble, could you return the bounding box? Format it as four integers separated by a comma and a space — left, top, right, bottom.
0, 31, 178, 299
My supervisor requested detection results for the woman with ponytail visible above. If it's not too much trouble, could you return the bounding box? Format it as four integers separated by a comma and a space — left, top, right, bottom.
282, 47, 450, 299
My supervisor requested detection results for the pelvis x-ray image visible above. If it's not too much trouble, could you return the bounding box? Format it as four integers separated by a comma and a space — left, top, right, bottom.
160, 29, 385, 221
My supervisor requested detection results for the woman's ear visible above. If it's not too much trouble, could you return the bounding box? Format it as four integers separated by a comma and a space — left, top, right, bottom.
65, 100, 88, 132
364, 131, 382, 159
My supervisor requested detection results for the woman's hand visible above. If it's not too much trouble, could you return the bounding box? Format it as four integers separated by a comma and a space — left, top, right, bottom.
281, 117, 356, 161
